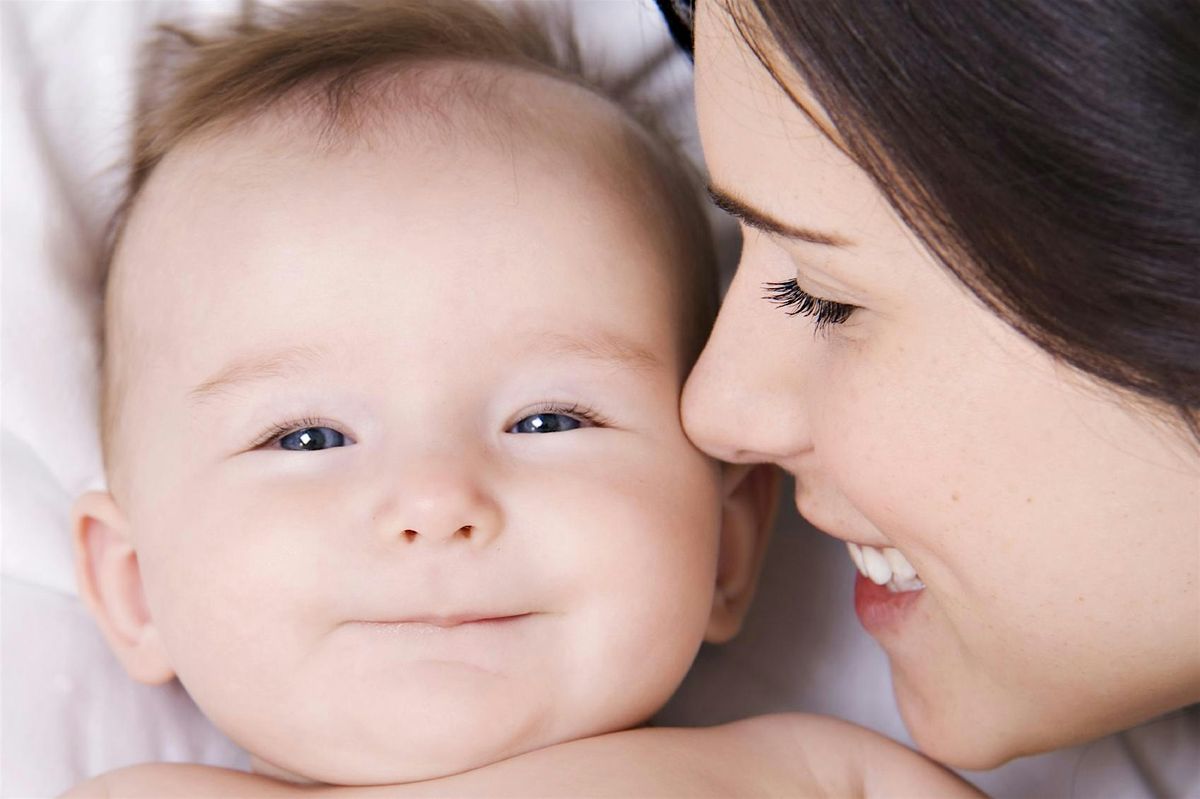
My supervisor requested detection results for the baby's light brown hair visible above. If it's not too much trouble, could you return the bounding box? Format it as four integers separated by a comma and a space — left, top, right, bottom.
99, 0, 719, 475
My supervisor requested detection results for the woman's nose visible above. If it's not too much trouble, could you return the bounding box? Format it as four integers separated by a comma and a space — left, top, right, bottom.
374, 464, 503, 548
682, 257, 814, 464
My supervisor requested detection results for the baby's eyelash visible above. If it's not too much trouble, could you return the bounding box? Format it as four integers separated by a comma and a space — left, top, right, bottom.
248, 405, 611, 450
248, 416, 330, 450
762, 280, 856, 332
523, 402, 612, 428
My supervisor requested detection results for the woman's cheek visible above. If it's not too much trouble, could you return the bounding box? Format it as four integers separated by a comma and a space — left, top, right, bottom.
817, 339, 995, 586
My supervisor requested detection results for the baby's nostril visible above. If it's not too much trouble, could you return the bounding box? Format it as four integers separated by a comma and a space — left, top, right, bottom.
459, 525, 473, 539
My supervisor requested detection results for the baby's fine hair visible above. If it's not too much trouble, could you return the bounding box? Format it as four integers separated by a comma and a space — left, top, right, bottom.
99, 0, 718, 465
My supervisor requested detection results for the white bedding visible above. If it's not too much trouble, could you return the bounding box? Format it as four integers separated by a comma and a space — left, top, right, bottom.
2, 2, 1194, 797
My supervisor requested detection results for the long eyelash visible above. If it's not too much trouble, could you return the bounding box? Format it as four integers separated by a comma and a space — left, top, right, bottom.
248, 415, 328, 450
762, 280, 855, 332
525, 402, 612, 428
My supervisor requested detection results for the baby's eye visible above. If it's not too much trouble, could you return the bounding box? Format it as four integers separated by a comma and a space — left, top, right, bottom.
277, 426, 348, 451
508, 412, 583, 434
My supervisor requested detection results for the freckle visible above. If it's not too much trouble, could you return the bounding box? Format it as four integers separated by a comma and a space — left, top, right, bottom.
951, 492, 960, 502
1026, 496, 1034, 504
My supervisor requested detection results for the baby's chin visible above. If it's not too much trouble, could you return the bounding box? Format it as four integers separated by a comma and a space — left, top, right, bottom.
249, 755, 320, 785
242, 704, 660, 786
247, 740, 531, 786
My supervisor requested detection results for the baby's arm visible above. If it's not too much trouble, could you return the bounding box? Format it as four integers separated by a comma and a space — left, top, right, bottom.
62, 765, 304, 798
738, 713, 988, 798
63, 714, 983, 798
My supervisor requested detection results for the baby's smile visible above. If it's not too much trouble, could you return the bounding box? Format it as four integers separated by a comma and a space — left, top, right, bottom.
335, 613, 546, 674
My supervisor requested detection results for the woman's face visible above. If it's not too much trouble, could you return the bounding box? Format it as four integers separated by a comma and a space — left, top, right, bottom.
684, 1, 1200, 769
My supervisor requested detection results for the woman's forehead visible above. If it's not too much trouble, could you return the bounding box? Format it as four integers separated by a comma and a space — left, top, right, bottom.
695, 6, 920, 279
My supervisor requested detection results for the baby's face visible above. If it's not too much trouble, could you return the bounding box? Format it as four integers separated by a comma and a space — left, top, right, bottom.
108, 85, 722, 784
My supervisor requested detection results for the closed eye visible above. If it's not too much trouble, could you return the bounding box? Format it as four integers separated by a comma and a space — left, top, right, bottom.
762, 280, 856, 332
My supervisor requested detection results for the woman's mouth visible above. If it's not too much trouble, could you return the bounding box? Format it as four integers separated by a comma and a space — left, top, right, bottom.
846, 542, 925, 631
846, 541, 924, 592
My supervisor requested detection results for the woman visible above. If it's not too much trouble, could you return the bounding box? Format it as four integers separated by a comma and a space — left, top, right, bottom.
666, 0, 1199, 775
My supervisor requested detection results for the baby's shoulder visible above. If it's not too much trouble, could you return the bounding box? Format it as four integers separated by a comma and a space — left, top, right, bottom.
59, 763, 289, 799
689, 713, 985, 798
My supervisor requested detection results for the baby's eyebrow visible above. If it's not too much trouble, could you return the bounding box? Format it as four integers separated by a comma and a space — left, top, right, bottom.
188, 344, 330, 403
187, 330, 661, 404
535, 330, 662, 372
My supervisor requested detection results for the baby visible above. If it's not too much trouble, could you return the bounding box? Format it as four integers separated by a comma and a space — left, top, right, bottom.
66, 1, 980, 795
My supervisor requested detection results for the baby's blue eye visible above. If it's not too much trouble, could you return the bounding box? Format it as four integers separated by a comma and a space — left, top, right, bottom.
278, 426, 347, 451
509, 413, 582, 434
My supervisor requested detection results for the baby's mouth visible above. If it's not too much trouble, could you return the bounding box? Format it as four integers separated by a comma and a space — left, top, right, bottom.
846, 542, 925, 593
354, 612, 535, 630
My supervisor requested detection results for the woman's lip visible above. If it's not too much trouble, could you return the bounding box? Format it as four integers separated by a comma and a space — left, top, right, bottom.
854, 572, 924, 633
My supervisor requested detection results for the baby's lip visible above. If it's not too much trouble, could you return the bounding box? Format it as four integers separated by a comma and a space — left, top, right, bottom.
349, 612, 535, 629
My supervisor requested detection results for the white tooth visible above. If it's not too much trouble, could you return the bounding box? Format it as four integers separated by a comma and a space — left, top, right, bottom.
861, 545, 892, 586
883, 547, 917, 581
846, 542, 867, 576
888, 574, 926, 593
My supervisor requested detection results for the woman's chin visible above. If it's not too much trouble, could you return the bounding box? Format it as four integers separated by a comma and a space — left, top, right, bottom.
890, 666, 1028, 772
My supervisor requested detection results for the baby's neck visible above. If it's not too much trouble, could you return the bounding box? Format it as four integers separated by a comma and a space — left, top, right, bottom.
250, 755, 318, 785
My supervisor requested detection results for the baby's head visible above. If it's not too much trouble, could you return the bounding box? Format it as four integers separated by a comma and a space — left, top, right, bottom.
72, 0, 776, 785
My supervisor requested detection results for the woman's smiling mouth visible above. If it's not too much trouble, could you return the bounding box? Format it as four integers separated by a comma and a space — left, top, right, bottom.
844, 544, 925, 633
846, 542, 924, 593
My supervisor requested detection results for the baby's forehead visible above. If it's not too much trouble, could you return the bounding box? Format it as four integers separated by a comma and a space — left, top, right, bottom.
115, 81, 665, 342
117, 63, 633, 283
111, 60, 673, 321
159, 62, 636, 183
118, 62, 648, 262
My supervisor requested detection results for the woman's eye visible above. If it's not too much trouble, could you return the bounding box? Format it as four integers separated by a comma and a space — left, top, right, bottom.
762, 280, 856, 331
277, 426, 348, 451
508, 412, 583, 434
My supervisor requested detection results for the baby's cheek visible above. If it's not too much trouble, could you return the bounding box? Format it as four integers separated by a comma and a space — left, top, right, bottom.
136, 481, 306, 651
612, 451, 720, 620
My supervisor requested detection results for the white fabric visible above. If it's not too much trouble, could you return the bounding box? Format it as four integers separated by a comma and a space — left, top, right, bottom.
1, 1, 1195, 797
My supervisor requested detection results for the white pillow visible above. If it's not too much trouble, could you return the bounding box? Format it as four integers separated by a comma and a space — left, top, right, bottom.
3, 2, 1192, 797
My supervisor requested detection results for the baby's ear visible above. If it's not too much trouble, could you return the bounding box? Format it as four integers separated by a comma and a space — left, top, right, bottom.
71, 491, 175, 684
705, 463, 780, 644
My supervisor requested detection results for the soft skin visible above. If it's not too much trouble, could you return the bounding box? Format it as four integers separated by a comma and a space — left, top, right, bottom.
64, 714, 985, 798
73, 67, 777, 785
682, 0, 1200, 770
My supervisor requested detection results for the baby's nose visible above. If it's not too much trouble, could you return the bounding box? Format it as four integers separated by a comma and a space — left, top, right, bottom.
400, 523, 478, 544
375, 469, 503, 548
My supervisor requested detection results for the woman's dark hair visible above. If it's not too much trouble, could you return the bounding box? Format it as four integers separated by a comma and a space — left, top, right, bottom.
731, 0, 1200, 438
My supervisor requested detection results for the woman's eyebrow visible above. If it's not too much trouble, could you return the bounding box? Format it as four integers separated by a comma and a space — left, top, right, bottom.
707, 183, 853, 247
188, 344, 329, 404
